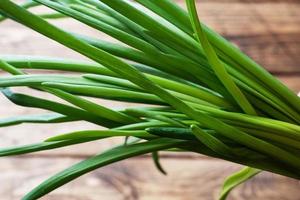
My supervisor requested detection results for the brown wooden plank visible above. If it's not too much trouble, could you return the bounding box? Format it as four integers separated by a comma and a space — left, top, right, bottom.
0, 157, 299, 200
1, 2, 300, 73
178, 2, 300, 73
278, 75, 300, 93
182, 2, 300, 35
227, 33, 300, 73
0, 158, 299, 200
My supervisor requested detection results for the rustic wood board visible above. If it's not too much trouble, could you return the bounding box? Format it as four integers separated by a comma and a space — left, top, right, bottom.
0, 1, 300, 200
0, 157, 299, 200
0, 1, 299, 73
185, 1, 300, 73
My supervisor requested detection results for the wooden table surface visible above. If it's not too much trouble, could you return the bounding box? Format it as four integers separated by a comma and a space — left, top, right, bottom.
0, 0, 300, 200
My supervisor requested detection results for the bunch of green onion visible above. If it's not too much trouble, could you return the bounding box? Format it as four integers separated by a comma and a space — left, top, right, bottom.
0, 0, 299, 199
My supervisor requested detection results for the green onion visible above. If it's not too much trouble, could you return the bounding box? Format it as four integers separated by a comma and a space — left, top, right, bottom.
0, 0, 299, 199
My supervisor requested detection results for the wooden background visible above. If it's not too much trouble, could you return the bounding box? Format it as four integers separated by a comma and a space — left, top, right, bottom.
0, 0, 300, 199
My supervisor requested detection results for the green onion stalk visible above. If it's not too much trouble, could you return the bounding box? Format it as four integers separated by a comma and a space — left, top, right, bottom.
0, 0, 299, 199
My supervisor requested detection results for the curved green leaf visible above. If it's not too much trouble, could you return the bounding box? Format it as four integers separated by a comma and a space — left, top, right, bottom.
186, 0, 256, 115
0, 113, 75, 127
152, 151, 167, 175
1, 88, 119, 127
22, 138, 184, 200
45, 129, 154, 141
219, 167, 262, 200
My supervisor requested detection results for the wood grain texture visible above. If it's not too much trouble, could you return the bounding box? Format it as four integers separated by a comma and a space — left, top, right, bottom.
184, 1, 300, 73
0, 0, 299, 200
0, 157, 299, 200
227, 33, 300, 73
0, 1, 300, 72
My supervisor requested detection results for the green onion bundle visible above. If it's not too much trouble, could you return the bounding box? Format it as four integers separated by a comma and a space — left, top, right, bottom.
0, 0, 299, 199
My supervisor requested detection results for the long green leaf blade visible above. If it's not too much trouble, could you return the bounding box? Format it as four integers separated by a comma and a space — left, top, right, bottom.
0, 113, 74, 127
45, 130, 154, 141
0, 138, 98, 157
186, 0, 256, 115
190, 124, 234, 158
1, 88, 119, 127
22, 138, 184, 200
219, 167, 262, 200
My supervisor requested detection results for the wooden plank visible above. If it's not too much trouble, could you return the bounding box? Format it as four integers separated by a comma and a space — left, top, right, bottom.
278, 76, 300, 93
227, 33, 300, 73
178, 2, 300, 73
183, 2, 300, 36
0, 2, 300, 73
0, 156, 299, 200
